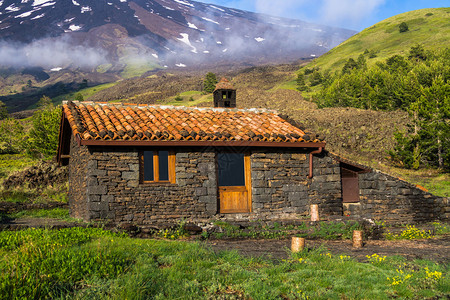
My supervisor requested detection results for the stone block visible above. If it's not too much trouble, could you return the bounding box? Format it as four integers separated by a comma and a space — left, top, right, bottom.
87, 160, 98, 169
122, 171, 137, 180
129, 163, 139, 172
88, 185, 107, 195
127, 180, 139, 188
195, 187, 207, 196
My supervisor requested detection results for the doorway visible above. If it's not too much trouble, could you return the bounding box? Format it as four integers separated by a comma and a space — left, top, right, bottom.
217, 152, 252, 213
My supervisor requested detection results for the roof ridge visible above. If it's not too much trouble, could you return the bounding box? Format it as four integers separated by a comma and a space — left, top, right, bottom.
63, 101, 278, 114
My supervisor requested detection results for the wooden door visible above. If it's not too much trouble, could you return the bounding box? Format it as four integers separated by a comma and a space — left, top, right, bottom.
341, 167, 359, 203
217, 153, 252, 213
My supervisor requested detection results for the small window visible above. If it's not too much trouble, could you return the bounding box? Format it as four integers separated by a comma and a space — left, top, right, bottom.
140, 150, 175, 183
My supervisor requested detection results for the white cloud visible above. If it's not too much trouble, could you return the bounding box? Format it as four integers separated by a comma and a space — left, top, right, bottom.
319, 0, 385, 27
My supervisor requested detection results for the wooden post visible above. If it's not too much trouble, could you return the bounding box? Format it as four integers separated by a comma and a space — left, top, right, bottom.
310, 204, 319, 222
352, 230, 363, 248
291, 237, 305, 252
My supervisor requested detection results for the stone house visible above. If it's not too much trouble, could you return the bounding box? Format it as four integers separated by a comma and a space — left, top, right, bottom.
57, 83, 448, 226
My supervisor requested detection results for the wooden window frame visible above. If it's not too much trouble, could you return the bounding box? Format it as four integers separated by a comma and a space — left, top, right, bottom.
139, 150, 176, 184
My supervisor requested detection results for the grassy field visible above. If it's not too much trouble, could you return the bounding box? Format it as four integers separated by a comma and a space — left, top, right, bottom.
0, 227, 448, 300
51, 82, 119, 104
165, 91, 213, 106
309, 8, 450, 73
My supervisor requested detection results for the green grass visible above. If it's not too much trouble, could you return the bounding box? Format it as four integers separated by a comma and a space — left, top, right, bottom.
271, 79, 298, 91
166, 91, 213, 106
120, 62, 161, 79
309, 8, 450, 73
0, 154, 38, 179
52, 82, 119, 104
8, 207, 69, 219
0, 227, 448, 299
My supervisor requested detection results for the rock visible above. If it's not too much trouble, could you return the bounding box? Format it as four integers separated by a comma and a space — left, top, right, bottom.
183, 223, 203, 235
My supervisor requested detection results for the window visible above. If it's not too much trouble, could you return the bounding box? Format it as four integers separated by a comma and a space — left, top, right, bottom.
217, 153, 245, 186
140, 150, 175, 183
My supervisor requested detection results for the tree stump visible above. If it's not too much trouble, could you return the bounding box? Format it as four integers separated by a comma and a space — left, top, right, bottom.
310, 204, 319, 222
352, 230, 364, 248
291, 237, 305, 252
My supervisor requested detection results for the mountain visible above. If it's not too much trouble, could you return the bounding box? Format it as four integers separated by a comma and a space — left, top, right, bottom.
0, 0, 355, 73
307, 7, 450, 72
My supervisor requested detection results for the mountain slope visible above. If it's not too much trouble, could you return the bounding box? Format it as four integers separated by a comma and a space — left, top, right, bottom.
0, 0, 355, 71
308, 7, 450, 72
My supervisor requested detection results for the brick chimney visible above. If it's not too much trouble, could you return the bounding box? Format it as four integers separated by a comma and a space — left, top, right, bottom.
213, 78, 236, 108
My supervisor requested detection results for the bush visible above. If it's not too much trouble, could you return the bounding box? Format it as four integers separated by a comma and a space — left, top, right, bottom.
0, 118, 25, 154
26, 97, 61, 158
399, 22, 409, 33
203, 72, 218, 93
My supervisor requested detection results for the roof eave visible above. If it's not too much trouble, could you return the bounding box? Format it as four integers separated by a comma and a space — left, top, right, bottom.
79, 139, 326, 148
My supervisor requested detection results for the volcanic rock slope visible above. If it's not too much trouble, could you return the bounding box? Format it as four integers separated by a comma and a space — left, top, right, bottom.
0, 0, 355, 68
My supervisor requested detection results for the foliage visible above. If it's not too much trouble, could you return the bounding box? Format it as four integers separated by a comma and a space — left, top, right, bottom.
26, 97, 61, 158
0, 228, 448, 300
431, 222, 450, 235
0, 100, 7, 120
310, 46, 449, 170
0, 119, 25, 154
174, 94, 183, 101
203, 72, 218, 93
74, 92, 84, 101
399, 22, 409, 33
385, 225, 434, 240
8, 208, 69, 219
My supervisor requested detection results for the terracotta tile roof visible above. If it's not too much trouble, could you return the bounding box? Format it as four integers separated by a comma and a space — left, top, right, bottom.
214, 78, 235, 91
62, 101, 323, 144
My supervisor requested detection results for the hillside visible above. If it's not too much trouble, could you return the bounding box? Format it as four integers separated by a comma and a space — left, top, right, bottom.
308, 7, 450, 72
0, 0, 355, 72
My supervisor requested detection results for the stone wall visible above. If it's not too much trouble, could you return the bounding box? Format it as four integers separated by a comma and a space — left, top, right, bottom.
247, 150, 342, 220
67, 144, 448, 226
68, 136, 89, 220
84, 147, 218, 225
357, 170, 448, 223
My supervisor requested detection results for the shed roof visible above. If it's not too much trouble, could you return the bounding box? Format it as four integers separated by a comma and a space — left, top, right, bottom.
60, 101, 323, 144
214, 78, 235, 91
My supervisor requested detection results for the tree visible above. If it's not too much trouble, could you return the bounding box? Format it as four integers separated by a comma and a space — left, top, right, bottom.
399, 22, 409, 33
74, 92, 84, 101
0, 118, 25, 154
0, 100, 7, 120
408, 44, 427, 62
203, 72, 218, 93
27, 97, 61, 157
296, 72, 308, 91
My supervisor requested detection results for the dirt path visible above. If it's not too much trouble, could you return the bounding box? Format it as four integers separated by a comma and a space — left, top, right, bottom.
205, 236, 450, 264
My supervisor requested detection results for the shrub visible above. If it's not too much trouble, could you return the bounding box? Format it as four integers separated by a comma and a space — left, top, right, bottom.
399, 22, 409, 33
203, 72, 218, 93
26, 97, 61, 158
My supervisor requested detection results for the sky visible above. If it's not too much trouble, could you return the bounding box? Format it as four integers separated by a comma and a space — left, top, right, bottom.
195, 0, 449, 31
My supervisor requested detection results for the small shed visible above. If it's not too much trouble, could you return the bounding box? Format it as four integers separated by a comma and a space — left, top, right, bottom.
57, 84, 448, 225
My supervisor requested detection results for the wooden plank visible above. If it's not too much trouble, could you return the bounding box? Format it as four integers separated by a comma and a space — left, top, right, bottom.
169, 151, 176, 183
244, 153, 252, 213
219, 186, 248, 213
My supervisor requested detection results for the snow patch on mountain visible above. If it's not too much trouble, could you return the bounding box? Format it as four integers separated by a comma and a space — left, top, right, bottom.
81, 6, 92, 13
175, 63, 186, 67
72, 0, 80, 6
187, 22, 198, 29
68, 24, 81, 31
254, 37, 265, 42
31, 13, 44, 20
201, 17, 219, 25
32, 0, 52, 6
177, 33, 197, 53
209, 5, 224, 12
15, 10, 34, 18
6, 4, 21, 11
174, 0, 193, 7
